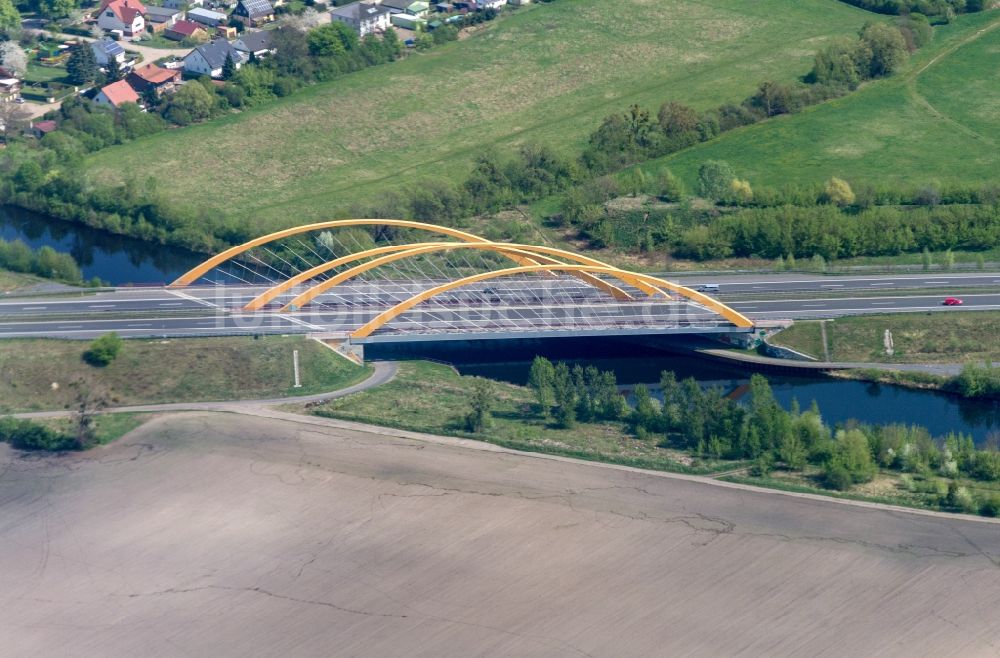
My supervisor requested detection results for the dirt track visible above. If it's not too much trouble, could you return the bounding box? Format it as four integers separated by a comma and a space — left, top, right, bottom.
1, 412, 999, 656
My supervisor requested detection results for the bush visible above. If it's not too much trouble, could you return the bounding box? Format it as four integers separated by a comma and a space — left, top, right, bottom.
979, 495, 1000, 518
822, 462, 853, 490
83, 332, 122, 367
0, 417, 78, 451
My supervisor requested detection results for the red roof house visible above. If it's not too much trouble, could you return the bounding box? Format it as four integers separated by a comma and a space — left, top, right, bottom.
94, 79, 141, 108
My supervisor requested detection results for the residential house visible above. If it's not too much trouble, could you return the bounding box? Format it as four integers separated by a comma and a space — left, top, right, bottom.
164, 19, 209, 40
216, 25, 237, 38
94, 79, 141, 108
381, 0, 429, 14
478, 0, 506, 8
30, 120, 58, 139
183, 38, 245, 78
233, 30, 275, 59
232, 0, 274, 27
97, 0, 147, 37
508, 0, 529, 5
434, 3, 453, 12
144, 5, 185, 32
90, 38, 128, 68
161, 0, 201, 8
390, 12, 425, 30
331, 2, 391, 37
186, 7, 228, 27
126, 63, 182, 96
0, 77, 21, 103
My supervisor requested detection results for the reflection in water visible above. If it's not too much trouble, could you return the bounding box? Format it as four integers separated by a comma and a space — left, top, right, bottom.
0, 206, 204, 285
455, 355, 1000, 447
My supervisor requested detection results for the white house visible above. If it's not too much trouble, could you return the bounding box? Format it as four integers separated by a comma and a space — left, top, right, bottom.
183, 38, 245, 78
331, 2, 391, 37
97, 0, 147, 37
186, 7, 228, 26
90, 38, 128, 68
160, 0, 202, 9
479, 0, 507, 8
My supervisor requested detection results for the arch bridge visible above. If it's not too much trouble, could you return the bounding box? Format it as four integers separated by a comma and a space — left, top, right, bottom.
170, 220, 754, 348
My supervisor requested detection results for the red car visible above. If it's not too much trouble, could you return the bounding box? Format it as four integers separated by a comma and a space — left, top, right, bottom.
943, 297, 963, 306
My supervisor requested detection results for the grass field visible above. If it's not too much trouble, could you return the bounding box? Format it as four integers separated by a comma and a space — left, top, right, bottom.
86, 0, 871, 229
311, 360, 740, 474
645, 10, 1000, 190
0, 335, 370, 412
771, 311, 1000, 363
0, 269, 44, 293
32, 412, 150, 446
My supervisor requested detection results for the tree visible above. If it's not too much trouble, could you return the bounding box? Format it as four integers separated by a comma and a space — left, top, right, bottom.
657, 101, 699, 140
414, 33, 434, 51
824, 429, 877, 489
34, 0, 78, 20
308, 21, 358, 57
0, 41, 27, 78
697, 160, 736, 201
824, 177, 855, 206
527, 356, 555, 416
0, 0, 19, 35
382, 27, 402, 61
464, 378, 494, 433
221, 52, 237, 80
860, 22, 908, 78
66, 43, 99, 85
0, 101, 29, 142
83, 332, 122, 367
164, 81, 215, 124
72, 381, 107, 449
729, 178, 753, 204
106, 54, 123, 82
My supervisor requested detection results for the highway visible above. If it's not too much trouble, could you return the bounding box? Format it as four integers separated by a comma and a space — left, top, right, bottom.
0, 272, 997, 339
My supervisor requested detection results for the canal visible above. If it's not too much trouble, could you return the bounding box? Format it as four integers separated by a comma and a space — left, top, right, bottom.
0, 206, 203, 285
4, 207, 998, 445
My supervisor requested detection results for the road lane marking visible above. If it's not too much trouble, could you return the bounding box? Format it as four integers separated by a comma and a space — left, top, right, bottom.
870, 283, 894, 286
23, 306, 46, 310
821, 284, 843, 288
923, 281, 949, 284
167, 289, 219, 308
57, 325, 81, 329
88, 304, 115, 308
802, 304, 826, 307
158, 302, 184, 306
127, 323, 152, 327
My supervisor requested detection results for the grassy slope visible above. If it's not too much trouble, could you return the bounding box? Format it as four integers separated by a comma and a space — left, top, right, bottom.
0, 335, 370, 412
86, 0, 870, 229
0, 269, 44, 293
771, 311, 1000, 363
312, 360, 738, 474
645, 10, 1000, 189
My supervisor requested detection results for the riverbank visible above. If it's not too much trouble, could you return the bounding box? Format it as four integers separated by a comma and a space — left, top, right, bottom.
309, 360, 1000, 518
770, 312, 1000, 364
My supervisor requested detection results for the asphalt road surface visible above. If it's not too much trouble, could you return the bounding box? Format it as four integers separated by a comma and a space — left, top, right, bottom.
1, 411, 997, 656
0, 274, 997, 339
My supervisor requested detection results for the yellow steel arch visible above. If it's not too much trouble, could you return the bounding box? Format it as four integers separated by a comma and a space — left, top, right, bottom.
246, 241, 663, 311
279, 242, 664, 311
350, 265, 754, 338
168, 219, 533, 288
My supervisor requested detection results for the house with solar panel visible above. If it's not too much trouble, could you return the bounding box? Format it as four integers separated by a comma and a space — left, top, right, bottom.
232, 0, 274, 27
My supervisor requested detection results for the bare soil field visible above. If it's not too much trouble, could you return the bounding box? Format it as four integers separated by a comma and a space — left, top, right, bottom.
1, 412, 999, 656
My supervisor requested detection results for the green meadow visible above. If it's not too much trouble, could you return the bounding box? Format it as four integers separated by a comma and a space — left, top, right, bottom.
87, 0, 871, 229
645, 11, 1000, 191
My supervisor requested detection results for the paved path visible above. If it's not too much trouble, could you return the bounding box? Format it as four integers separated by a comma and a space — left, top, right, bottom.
12, 359, 399, 420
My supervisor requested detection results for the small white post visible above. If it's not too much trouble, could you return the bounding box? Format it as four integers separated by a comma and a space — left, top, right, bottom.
292, 349, 302, 388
